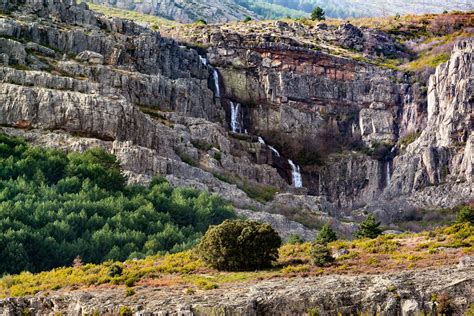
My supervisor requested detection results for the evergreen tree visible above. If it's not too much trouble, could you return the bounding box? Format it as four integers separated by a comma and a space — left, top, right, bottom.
310, 242, 334, 267
315, 224, 337, 244
355, 214, 382, 239
456, 205, 474, 224
311, 6, 325, 21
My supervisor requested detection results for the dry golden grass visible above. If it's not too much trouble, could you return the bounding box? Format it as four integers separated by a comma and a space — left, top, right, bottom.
0, 223, 471, 298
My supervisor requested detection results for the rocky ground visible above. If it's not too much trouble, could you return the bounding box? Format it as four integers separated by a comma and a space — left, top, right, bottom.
1, 259, 473, 315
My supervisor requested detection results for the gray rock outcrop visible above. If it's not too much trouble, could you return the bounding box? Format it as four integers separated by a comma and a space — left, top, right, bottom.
0, 264, 472, 315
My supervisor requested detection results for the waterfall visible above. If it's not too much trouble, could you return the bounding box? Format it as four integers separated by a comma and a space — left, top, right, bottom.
269, 146, 280, 157
230, 102, 241, 133
288, 159, 303, 188
213, 69, 220, 97
257, 136, 281, 157
385, 161, 391, 187
199, 55, 207, 65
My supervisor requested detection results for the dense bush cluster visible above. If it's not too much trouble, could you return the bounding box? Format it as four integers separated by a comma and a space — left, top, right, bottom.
0, 134, 235, 275
197, 219, 282, 271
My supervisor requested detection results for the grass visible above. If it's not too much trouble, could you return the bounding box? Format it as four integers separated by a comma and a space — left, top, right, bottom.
0, 223, 471, 298
81, 1, 177, 28
213, 172, 278, 203
404, 52, 450, 71
398, 131, 422, 148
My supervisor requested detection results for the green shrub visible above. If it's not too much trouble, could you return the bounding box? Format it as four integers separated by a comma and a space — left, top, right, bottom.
315, 224, 337, 244
456, 205, 474, 224
286, 234, 304, 245
107, 263, 123, 277
124, 287, 135, 297
119, 306, 132, 316
124, 277, 137, 287
310, 242, 334, 267
197, 219, 282, 271
355, 214, 383, 239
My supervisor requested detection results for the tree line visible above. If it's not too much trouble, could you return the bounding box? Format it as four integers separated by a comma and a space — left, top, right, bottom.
0, 134, 235, 275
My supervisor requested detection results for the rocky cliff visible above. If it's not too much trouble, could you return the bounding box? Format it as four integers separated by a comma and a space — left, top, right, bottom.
163, 20, 473, 218
0, 0, 472, 237
88, 0, 258, 23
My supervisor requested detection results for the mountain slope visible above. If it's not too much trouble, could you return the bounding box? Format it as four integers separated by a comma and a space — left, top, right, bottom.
86, 0, 474, 23
262, 0, 474, 18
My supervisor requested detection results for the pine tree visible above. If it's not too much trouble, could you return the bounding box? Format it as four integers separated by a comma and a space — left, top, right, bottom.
310, 242, 334, 267
311, 6, 325, 21
315, 224, 337, 244
355, 214, 382, 239
456, 205, 474, 224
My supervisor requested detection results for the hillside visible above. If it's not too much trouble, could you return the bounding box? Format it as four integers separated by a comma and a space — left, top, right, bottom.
1, 223, 473, 314
84, 0, 474, 23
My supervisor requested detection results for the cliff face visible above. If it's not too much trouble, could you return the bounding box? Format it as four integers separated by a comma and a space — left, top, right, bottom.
89, 0, 258, 23
0, 0, 472, 236
164, 21, 473, 216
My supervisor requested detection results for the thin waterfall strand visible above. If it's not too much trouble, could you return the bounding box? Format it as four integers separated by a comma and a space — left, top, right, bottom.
288, 159, 303, 188
269, 146, 280, 157
230, 102, 241, 133
213, 69, 220, 97
386, 161, 391, 187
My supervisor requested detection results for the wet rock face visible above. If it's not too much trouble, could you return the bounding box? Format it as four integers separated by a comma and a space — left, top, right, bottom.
0, 264, 472, 315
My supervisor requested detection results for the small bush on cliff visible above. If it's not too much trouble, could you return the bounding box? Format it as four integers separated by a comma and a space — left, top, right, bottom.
355, 214, 383, 239
310, 242, 333, 267
315, 224, 337, 244
197, 219, 282, 271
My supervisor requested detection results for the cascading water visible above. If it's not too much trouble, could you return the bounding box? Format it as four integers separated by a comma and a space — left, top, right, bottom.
199, 55, 207, 65
269, 146, 280, 157
288, 159, 303, 188
385, 145, 396, 187
385, 162, 391, 186
230, 102, 241, 133
213, 69, 220, 97
257, 136, 281, 157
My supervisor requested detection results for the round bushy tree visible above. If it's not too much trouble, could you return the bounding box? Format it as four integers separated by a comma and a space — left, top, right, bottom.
355, 214, 382, 239
310, 242, 334, 267
197, 219, 282, 271
315, 224, 337, 244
